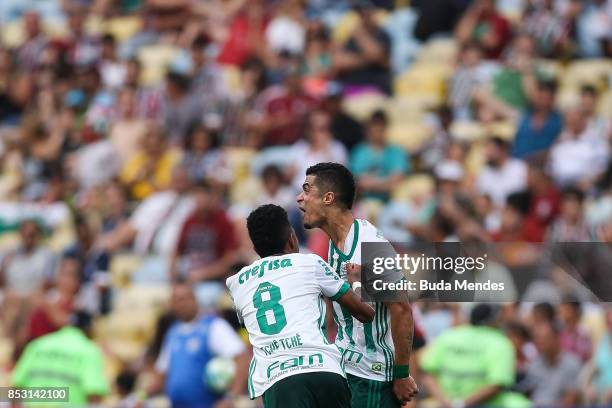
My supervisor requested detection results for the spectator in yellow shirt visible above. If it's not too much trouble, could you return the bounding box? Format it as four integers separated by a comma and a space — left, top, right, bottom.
119, 126, 182, 200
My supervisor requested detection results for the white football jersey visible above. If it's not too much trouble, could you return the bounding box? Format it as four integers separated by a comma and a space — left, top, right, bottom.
328, 219, 397, 382
226, 253, 350, 398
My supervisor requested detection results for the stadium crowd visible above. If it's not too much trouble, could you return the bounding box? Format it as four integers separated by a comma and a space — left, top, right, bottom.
0, 0, 611, 406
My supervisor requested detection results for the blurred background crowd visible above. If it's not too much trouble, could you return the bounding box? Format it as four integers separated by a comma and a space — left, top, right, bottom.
0, 0, 611, 406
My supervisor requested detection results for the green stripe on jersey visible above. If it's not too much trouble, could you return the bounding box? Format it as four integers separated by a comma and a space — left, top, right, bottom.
363, 321, 376, 355
247, 359, 256, 398
381, 305, 394, 381
332, 308, 344, 341
376, 303, 392, 381
317, 295, 329, 344
340, 305, 356, 346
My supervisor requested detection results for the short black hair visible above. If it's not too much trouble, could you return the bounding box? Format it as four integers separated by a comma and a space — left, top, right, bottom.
470, 304, 500, 326
166, 72, 191, 92
537, 79, 558, 94
262, 164, 284, 182
580, 84, 598, 97
306, 162, 356, 210
561, 186, 585, 203
247, 204, 292, 258
487, 136, 510, 151
369, 109, 388, 126
561, 295, 582, 315
533, 302, 556, 322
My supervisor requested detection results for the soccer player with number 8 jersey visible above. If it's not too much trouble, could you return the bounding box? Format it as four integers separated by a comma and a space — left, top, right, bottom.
226, 204, 375, 408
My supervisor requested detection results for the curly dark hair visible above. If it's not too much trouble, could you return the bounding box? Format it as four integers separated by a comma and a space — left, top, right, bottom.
306, 162, 356, 210
247, 204, 292, 258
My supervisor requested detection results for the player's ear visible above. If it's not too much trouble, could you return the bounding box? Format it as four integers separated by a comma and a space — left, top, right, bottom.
322, 191, 335, 206
286, 229, 299, 253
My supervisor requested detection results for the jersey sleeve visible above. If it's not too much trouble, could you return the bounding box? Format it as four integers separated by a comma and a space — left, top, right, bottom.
313, 255, 350, 300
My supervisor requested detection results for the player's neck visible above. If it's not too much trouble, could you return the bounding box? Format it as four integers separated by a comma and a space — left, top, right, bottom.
323, 210, 354, 249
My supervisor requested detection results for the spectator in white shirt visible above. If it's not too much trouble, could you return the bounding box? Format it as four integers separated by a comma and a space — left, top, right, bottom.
549, 107, 610, 188
476, 137, 527, 208
289, 109, 347, 191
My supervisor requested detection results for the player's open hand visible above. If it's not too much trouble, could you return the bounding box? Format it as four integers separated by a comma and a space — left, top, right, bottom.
393, 375, 419, 405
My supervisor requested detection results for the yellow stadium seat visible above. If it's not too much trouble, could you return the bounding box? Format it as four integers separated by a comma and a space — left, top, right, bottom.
465, 141, 486, 176
110, 253, 144, 288
230, 176, 262, 207
394, 64, 451, 104
387, 121, 432, 153
486, 121, 516, 140
103, 16, 143, 42
598, 90, 612, 118
385, 96, 431, 124
342, 93, 389, 121
1, 21, 24, 48
138, 45, 180, 85
391, 174, 435, 203
331, 10, 389, 45
224, 147, 257, 184
556, 87, 581, 111
47, 219, 76, 252
0, 232, 19, 250
221, 65, 242, 94
113, 285, 170, 313
563, 59, 612, 88
416, 38, 459, 65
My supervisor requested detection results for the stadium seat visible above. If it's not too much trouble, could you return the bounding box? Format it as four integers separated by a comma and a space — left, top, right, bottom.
387, 121, 432, 153
394, 63, 451, 104
103, 16, 143, 42
112, 285, 170, 313
450, 121, 516, 142
110, 253, 145, 288
415, 38, 458, 65
137, 45, 180, 85
563, 59, 612, 88
342, 92, 389, 121
230, 176, 262, 207
0, 21, 24, 47
598, 90, 612, 118
224, 147, 257, 184
385, 96, 431, 124
391, 174, 435, 203
331, 10, 389, 45
0, 232, 19, 250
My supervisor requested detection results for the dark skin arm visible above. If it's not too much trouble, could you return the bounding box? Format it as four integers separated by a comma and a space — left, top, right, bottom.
387, 299, 419, 405
346, 263, 418, 404
335, 288, 375, 323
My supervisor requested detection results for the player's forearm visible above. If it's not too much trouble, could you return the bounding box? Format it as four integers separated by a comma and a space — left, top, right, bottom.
229, 350, 250, 396
387, 301, 413, 365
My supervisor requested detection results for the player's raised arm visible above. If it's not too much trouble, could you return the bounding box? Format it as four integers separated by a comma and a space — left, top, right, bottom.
335, 288, 374, 323
314, 256, 374, 323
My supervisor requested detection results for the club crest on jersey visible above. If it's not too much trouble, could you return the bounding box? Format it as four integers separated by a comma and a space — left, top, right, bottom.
371, 362, 384, 372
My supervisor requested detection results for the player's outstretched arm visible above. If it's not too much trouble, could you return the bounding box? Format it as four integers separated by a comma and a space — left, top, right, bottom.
335, 289, 375, 323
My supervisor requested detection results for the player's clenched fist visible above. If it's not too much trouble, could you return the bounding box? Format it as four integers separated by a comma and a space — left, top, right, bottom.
393, 375, 419, 405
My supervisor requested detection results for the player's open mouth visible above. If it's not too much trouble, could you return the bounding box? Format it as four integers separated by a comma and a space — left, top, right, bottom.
299, 207, 306, 213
